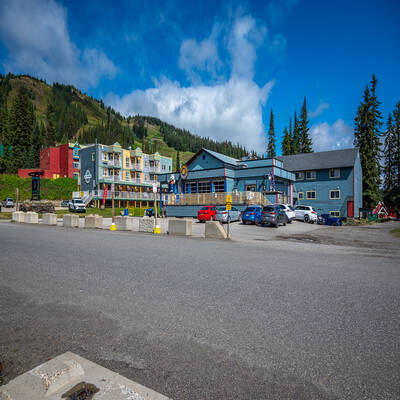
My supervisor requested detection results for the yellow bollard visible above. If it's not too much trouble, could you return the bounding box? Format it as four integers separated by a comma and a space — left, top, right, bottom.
110, 223, 116, 231
153, 224, 161, 234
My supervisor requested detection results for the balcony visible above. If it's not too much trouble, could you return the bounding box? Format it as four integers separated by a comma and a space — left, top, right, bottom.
94, 190, 157, 201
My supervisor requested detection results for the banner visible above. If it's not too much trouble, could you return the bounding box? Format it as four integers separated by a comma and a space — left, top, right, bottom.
102, 187, 108, 206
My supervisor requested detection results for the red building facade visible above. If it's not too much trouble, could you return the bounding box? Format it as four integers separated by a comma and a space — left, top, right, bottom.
18, 143, 80, 179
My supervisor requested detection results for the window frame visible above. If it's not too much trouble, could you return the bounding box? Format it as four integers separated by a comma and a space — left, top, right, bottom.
198, 181, 211, 193
213, 180, 225, 193
329, 169, 340, 179
329, 189, 341, 200
305, 170, 316, 180
295, 172, 304, 181
330, 211, 341, 217
298, 192, 304, 200
306, 190, 316, 200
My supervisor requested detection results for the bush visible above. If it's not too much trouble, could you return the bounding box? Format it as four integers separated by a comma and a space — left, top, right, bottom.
0, 174, 77, 200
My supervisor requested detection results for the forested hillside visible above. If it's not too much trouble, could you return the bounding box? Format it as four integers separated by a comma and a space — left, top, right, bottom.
0, 73, 248, 174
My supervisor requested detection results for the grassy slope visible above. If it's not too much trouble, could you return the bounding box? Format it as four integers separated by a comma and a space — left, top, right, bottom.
7, 76, 195, 166
0, 175, 78, 201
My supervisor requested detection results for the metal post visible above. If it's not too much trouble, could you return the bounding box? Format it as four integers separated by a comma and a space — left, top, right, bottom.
112, 189, 115, 223
15, 188, 19, 211
227, 217, 230, 239
154, 191, 158, 222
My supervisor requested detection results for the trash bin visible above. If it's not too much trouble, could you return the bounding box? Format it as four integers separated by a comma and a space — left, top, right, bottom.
124, 208, 129, 216
368, 214, 377, 222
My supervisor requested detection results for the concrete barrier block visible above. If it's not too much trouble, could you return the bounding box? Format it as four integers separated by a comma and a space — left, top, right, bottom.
0, 351, 171, 400
24, 211, 38, 224
84, 214, 103, 229
12, 211, 24, 222
63, 214, 79, 228
115, 216, 133, 231
42, 213, 57, 225
139, 216, 155, 233
205, 220, 227, 239
168, 218, 192, 236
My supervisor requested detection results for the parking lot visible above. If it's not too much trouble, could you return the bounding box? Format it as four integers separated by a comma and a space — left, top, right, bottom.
1, 220, 399, 399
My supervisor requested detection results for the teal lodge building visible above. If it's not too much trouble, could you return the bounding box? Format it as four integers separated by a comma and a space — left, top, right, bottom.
158, 147, 362, 219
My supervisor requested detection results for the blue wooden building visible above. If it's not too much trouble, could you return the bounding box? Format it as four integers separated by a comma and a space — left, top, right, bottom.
159, 147, 362, 218
277, 148, 362, 218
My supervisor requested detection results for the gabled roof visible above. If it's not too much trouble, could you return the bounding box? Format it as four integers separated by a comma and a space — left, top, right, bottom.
276, 148, 359, 171
185, 148, 239, 167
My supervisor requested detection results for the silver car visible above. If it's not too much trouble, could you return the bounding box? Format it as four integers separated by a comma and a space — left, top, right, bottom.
215, 206, 241, 223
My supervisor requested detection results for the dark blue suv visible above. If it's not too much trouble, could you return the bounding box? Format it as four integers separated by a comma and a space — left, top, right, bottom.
241, 206, 262, 225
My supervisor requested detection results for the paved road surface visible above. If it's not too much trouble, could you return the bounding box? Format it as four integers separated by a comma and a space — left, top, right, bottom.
0, 222, 399, 399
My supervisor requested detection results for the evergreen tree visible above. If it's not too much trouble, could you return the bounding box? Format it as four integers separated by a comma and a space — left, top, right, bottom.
267, 109, 276, 157
176, 151, 181, 171
288, 118, 293, 155
292, 112, 301, 154
354, 74, 383, 208
46, 118, 57, 147
383, 113, 395, 208
6, 86, 35, 172
281, 126, 292, 155
299, 97, 312, 153
391, 102, 400, 213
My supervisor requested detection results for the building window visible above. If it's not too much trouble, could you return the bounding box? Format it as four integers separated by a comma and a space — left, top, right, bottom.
73, 161, 80, 169
295, 172, 304, 181
169, 166, 171, 171
125, 157, 130, 166
162, 165, 166, 170
329, 189, 340, 199
198, 181, 211, 193
185, 182, 197, 193
91, 152, 95, 161
329, 169, 340, 179
298, 192, 304, 200
306, 170, 316, 180
330, 211, 341, 217
214, 181, 225, 192
306, 191, 316, 200
245, 184, 256, 192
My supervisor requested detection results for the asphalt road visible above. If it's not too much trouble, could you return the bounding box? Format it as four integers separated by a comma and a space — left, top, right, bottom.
0, 222, 399, 399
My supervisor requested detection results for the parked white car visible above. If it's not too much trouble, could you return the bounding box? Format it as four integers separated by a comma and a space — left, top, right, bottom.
294, 205, 317, 223
68, 198, 86, 213
275, 204, 295, 223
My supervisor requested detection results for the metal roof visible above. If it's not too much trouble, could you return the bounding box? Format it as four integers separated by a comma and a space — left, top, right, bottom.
277, 148, 359, 171
203, 149, 239, 166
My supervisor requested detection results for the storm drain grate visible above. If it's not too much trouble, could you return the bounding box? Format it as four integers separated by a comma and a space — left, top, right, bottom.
61, 382, 99, 400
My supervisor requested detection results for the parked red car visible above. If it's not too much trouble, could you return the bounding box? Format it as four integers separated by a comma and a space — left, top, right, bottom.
197, 205, 216, 222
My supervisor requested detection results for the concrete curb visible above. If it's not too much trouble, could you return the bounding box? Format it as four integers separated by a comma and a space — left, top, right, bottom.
0, 351, 171, 400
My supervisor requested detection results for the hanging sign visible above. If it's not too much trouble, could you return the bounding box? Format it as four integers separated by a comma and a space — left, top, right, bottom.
180, 165, 188, 180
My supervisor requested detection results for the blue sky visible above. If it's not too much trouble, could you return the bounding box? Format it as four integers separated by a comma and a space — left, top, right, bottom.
0, 0, 399, 154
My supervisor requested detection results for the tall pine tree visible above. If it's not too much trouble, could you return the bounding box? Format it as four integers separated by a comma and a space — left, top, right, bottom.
6, 86, 35, 172
299, 97, 312, 153
292, 112, 301, 154
391, 102, 400, 213
383, 113, 395, 208
354, 74, 382, 208
267, 109, 276, 157
281, 126, 292, 155
176, 151, 181, 171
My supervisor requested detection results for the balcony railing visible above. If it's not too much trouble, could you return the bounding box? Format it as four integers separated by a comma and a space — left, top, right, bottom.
94, 190, 157, 201
163, 191, 273, 206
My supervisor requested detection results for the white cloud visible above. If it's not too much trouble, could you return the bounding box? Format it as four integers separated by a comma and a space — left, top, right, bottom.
0, 0, 119, 89
309, 102, 330, 118
310, 119, 354, 152
107, 13, 275, 152
228, 15, 267, 80
179, 27, 222, 84
107, 78, 274, 151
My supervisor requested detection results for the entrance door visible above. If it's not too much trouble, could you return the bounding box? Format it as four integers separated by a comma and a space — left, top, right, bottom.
347, 201, 354, 217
